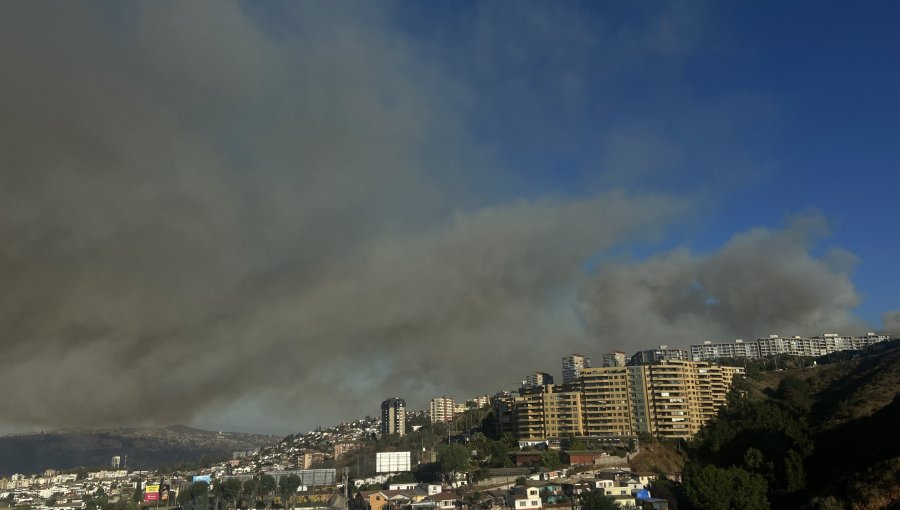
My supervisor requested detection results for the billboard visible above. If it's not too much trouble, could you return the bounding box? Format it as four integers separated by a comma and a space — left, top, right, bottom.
267, 469, 336, 486
193, 475, 212, 484
144, 485, 160, 502
376, 451, 411, 473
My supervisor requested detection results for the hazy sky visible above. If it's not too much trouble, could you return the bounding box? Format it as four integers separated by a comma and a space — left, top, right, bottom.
1, 1, 898, 435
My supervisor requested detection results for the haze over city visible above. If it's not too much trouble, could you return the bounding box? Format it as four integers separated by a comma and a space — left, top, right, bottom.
1, 1, 898, 435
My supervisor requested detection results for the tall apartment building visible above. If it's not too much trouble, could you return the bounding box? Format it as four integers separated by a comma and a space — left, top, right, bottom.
429, 396, 455, 424
691, 333, 892, 361
629, 345, 688, 365
498, 361, 743, 442
601, 350, 628, 367
581, 366, 635, 437
381, 397, 406, 437
691, 339, 761, 361
562, 354, 591, 385
501, 384, 585, 444
522, 371, 554, 391
471, 395, 491, 408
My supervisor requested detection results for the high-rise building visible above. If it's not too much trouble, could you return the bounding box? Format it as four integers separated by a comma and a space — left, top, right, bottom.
562, 354, 591, 385
691, 339, 761, 361
430, 396, 455, 424
521, 371, 554, 392
629, 345, 688, 365
470, 395, 491, 408
504, 384, 585, 443
601, 351, 628, 367
381, 397, 406, 437
691, 333, 892, 361
498, 360, 743, 442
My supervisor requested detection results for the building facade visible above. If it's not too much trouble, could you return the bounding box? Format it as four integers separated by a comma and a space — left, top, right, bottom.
601, 351, 628, 367
691, 333, 892, 361
629, 346, 689, 365
562, 354, 591, 385
498, 361, 743, 442
381, 397, 406, 437
522, 372, 554, 391
429, 396, 455, 424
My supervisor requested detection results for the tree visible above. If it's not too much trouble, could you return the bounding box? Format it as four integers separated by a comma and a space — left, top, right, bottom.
783, 449, 806, 493
480, 412, 499, 440
242, 478, 258, 502
216, 478, 243, 508
278, 475, 302, 507
439, 444, 471, 475
775, 377, 812, 413
682, 465, 769, 510
177, 482, 210, 510
258, 475, 277, 503
579, 490, 617, 510
539, 450, 560, 470
489, 440, 512, 468
567, 438, 587, 451
432, 422, 449, 439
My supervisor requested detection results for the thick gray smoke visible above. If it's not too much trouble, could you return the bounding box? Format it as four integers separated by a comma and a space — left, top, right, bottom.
883, 311, 900, 337
0, 2, 687, 431
578, 213, 867, 349
0, 3, 878, 433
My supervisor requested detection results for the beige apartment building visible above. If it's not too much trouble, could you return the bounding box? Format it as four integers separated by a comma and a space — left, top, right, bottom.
498, 361, 743, 442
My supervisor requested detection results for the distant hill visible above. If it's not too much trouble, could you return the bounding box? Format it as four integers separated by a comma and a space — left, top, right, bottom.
0, 426, 278, 475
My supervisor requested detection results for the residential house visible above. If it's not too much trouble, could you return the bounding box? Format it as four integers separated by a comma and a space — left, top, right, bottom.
511, 486, 542, 509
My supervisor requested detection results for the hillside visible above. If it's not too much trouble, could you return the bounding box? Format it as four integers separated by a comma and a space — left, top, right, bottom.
0, 426, 278, 476
672, 341, 900, 510
629, 439, 686, 475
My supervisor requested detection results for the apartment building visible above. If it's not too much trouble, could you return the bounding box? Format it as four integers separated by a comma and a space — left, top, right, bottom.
523, 371, 555, 390
503, 385, 585, 443
601, 350, 628, 367
429, 396, 455, 424
580, 366, 635, 437
692, 333, 892, 361
498, 361, 743, 441
691, 339, 761, 361
562, 354, 591, 385
381, 397, 406, 437
470, 395, 491, 408
629, 345, 688, 365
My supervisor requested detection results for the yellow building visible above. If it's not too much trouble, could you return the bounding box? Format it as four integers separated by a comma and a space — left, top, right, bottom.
581, 366, 636, 437
499, 361, 743, 442
508, 385, 584, 442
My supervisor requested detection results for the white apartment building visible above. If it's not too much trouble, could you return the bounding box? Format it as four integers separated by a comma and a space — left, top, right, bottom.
429, 396, 455, 424
692, 333, 892, 361
562, 354, 591, 385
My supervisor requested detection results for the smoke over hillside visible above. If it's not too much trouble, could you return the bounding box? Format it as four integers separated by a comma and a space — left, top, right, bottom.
0, 2, 880, 433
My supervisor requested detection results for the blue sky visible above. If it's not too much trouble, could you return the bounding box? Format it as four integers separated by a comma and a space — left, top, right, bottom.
386, 0, 900, 325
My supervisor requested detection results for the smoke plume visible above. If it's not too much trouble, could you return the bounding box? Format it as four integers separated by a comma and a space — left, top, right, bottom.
0, 2, 880, 433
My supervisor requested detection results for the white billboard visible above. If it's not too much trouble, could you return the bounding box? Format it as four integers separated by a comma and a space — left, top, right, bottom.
376, 451, 411, 473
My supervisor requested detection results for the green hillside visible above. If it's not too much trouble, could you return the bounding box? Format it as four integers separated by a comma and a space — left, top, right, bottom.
652, 340, 900, 510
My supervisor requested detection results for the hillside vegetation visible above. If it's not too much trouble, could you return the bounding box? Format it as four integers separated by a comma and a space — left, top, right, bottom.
652, 340, 900, 510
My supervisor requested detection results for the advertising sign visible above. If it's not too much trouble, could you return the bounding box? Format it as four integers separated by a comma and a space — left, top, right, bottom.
193, 475, 212, 484
144, 485, 160, 502
375, 451, 411, 473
